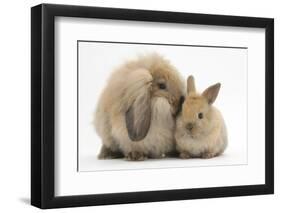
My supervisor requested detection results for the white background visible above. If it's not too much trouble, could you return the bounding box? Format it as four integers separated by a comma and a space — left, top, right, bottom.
0, 0, 279, 212
78, 42, 248, 172
56, 17, 264, 196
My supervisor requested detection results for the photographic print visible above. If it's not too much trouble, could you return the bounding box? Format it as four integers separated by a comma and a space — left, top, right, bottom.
78, 41, 248, 172
31, 4, 273, 208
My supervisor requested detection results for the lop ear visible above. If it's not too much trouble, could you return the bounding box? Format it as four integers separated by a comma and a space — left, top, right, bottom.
202, 83, 221, 104
125, 90, 151, 141
187, 75, 196, 94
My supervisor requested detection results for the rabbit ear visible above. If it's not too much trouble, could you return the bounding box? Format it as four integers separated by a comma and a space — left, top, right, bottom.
126, 90, 151, 141
202, 83, 221, 104
187, 75, 196, 94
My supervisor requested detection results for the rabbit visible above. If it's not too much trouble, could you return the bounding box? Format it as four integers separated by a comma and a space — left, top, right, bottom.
175, 75, 227, 159
94, 53, 185, 161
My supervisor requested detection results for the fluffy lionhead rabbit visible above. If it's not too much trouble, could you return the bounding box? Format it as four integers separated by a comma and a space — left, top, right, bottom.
94, 53, 185, 161
175, 75, 227, 159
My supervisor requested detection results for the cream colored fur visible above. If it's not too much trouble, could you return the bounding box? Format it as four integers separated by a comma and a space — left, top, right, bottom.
175, 107, 227, 158
175, 76, 228, 158
94, 54, 185, 160
110, 97, 175, 158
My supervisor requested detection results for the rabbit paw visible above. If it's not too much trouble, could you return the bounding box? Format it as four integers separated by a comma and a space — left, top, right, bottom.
98, 146, 123, 159
179, 152, 191, 159
201, 152, 215, 159
126, 151, 147, 161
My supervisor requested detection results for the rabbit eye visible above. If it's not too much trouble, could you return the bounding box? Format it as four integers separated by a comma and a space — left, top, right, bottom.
158, 83, 166, 90
198, 112, 203, 119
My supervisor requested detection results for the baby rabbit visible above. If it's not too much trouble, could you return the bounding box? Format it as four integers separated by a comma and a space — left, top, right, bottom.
94, 53, 185, 161
175, 75, 227, 159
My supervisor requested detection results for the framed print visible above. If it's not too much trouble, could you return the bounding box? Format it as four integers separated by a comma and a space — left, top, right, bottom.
31, 3, 274, 209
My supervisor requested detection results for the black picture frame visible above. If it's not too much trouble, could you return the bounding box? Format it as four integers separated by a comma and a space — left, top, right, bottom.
31, 3, 274, 209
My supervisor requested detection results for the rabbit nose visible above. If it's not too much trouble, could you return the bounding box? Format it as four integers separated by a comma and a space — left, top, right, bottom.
186, 123, 194, 131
